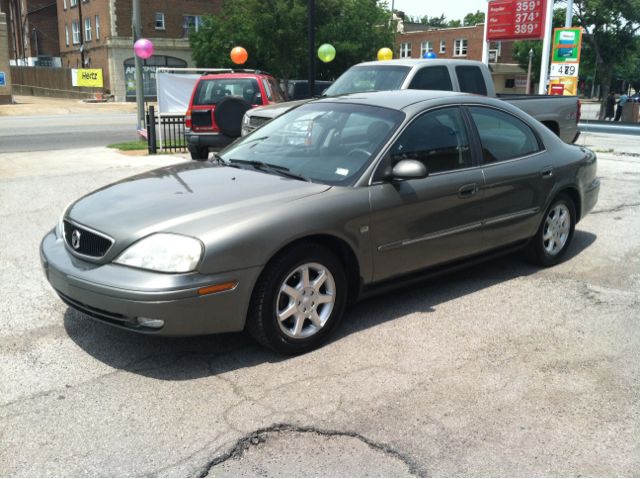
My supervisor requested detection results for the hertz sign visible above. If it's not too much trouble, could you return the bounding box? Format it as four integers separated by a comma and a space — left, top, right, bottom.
77, 69, 104, 87
486, 0, 547, 41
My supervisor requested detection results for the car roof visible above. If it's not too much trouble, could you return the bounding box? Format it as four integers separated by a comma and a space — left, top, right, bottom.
199, 72, 271, 80
349, 59, 486, 69
312, 89, 472, 110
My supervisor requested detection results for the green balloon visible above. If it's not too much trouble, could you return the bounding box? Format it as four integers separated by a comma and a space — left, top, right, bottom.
318, 44, 336, 63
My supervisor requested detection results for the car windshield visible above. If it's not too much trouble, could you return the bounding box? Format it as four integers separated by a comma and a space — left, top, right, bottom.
218, 103, 404, 186
323, 65, 411, 96
193, 78, 261, 106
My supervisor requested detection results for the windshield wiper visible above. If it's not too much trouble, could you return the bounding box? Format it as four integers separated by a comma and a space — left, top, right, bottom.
230, 159, 312, 183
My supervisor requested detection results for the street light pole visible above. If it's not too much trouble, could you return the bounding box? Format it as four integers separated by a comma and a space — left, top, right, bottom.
526, 48, 533, 94
308, 0, 315, 99
133, 0, 145, 134
565, 0, 573, 27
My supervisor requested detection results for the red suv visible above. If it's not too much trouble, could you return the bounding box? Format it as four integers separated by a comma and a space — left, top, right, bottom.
185, 70, 286, 160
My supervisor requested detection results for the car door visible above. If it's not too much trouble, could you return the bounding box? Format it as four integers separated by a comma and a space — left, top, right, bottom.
465, 105, 557, 252
369, 106, 485, 283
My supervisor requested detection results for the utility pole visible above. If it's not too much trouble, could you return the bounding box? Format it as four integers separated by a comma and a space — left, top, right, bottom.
526, 48, 533, 94
565, 0, 573, 27
78, 0, 84, 66
308, 0, 315, 99
538, 0, 554, 94
390, 0, 394, 27
133, 0, 145, 133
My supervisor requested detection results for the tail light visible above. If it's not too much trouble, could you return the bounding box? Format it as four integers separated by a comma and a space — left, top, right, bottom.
185, 110, 192, 128
576, 100, 581, 124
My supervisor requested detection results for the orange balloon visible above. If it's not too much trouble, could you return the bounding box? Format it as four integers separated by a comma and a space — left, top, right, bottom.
230, 47, 248, 64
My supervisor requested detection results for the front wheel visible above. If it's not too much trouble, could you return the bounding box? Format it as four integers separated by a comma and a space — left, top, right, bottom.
246, 243, 347, 355
524, 193, 576, 266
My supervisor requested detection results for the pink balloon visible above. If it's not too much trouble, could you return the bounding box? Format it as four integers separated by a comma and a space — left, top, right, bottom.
134, 39, 154, 59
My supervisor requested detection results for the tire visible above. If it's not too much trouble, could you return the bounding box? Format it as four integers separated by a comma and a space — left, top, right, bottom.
246, 243, 347, 355
190, 147, 209, 161
214, 95, 251, 137
524, 193, 576, 266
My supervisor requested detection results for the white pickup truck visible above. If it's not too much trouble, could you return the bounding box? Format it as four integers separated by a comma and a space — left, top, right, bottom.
242, 59, 581, 143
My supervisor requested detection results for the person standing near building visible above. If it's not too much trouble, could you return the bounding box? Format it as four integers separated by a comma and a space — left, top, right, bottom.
604, 91, 616, 121
615, 93, 628, 121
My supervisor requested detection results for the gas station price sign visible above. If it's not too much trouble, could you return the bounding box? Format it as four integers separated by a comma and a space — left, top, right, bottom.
486, 0, 547, 41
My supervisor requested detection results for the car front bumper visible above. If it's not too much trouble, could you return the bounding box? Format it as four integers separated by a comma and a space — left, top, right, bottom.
40, 228, 262, 336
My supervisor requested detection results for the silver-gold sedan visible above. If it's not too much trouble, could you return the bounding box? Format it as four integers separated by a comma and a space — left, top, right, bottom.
40, 90, 600, 354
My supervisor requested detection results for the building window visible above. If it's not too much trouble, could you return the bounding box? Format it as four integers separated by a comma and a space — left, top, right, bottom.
183, 15, 203, 39
505, 78, 515, 88
440, 40, 446, 53
421, 41, 433, 56
72, 21, 80, 44
65, 25, 69, 46
156, 13, 165, 29
70, 0, 77, 6
77, 59, 80, 68
84, 17, 91, 42
454, 39, 467, 56
63, 0, 67, 10
400, 42, 412, 58
494, 41, 501, 56
95, 15, 100, 39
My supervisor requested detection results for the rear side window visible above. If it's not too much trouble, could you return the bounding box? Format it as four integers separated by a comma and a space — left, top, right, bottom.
408, 66, 453, 91
268, 78, 284, 102
455, 66, 487, 96
193, 78, 261, 106
261, 78, 273, 101
468, 106, 541, 164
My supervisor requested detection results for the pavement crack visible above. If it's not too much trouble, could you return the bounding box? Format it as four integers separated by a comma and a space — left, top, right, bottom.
196, 423, 427, 478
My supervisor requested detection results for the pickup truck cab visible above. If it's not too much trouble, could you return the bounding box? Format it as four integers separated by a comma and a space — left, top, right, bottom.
185, 70, 287, 160
242, 59, 581, 144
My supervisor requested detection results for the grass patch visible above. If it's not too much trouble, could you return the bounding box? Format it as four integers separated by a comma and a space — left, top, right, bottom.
594, 148, 614, 153
108, 139, 187, 151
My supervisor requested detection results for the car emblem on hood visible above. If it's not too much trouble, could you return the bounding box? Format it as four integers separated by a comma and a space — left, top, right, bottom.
71, 230, 81, 250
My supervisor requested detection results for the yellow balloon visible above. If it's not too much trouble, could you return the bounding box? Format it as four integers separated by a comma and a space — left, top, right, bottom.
377, 48, 393, 61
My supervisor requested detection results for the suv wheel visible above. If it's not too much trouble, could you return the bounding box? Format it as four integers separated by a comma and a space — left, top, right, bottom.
190, 147, 209, 161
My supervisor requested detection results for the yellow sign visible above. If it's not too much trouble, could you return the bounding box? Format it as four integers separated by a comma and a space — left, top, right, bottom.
77, 69, 103, 87
548, 77, 578, 96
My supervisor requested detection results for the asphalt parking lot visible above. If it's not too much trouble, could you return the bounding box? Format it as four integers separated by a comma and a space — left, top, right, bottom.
1, 132, 638, 477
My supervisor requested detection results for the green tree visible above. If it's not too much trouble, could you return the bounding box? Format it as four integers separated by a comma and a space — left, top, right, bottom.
448, 19, 462, 27
463, 10, 485, 26
189, 0, 394, 89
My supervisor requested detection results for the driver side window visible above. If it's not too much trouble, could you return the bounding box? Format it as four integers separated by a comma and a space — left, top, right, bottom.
390, 107, 472, 174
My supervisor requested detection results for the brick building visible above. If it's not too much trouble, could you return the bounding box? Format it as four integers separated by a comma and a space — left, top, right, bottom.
394, 21, 529, 94
1, 10, 14, 103
1, 0, 61, 66
57, 0, 223, 101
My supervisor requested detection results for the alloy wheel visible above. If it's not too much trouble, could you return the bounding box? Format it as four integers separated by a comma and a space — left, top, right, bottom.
543, 204, 570, 256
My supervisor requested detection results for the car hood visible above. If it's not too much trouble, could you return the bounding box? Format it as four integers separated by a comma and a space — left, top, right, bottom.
248, 99, 311, 119
66, 162, 330, 244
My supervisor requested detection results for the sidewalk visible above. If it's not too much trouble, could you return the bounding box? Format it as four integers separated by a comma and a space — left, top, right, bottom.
0, 95, 157, 116
0, 146, 190, 180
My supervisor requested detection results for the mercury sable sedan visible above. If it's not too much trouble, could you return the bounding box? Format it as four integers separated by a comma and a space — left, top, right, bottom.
40, 90, 600, 354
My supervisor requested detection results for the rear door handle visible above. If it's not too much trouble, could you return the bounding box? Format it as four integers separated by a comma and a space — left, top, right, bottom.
458, 183, 480, 199
540, 166, 554, 179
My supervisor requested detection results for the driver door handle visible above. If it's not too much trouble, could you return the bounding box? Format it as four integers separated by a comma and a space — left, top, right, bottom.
458, 183, 480, 199
540, 166, 554, 179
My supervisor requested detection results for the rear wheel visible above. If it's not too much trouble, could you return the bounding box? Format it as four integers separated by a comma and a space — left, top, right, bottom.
246, 243, 347, 355
190, 147, 209, 161
524, 193, 576, 266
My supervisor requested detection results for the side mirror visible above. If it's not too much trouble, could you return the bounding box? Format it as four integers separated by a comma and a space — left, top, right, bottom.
391, 160, 428, 180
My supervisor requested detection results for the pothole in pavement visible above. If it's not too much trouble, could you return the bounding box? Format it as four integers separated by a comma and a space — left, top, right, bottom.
203, 427, 420, 478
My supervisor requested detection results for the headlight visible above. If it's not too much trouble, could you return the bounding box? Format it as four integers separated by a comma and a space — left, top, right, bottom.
114, 233, 203, 273
242, 113, 250, 126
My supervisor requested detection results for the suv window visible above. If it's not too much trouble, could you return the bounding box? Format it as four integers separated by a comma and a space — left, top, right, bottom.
193, 78, 261, 106
268, 78, 284, 102
468, 106, 541, 164
455, 66, 487, 96
408, 66, 453, 91
261, 78, 273, 101
390, 107, 472, 174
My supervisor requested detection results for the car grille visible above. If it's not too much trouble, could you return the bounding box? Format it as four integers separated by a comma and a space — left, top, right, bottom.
249, 116, 270, 129
63, 220, 113, 258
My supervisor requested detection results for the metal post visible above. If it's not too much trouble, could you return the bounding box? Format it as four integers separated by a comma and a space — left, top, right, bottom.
308, 0, 315, 99
481, 1, 490, 65
390, 0, 394, 27
565, 0, 573, 27
148, 106, 157, 154
538, 0, 554, 94
526, 48, 534, 94
590, 62, 597, 99
133, 0, 145, 135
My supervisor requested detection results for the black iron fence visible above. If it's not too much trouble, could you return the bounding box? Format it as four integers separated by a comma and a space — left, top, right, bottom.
146, 107, 187, 154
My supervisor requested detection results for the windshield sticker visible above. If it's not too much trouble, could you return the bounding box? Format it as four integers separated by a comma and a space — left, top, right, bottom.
336, 168, 349, 176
